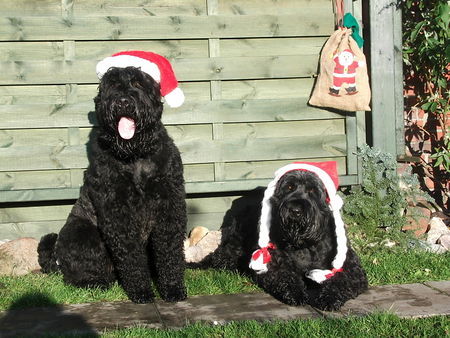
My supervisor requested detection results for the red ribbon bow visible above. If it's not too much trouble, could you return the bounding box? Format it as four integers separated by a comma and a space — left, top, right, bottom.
324, 267, 343, 279
251, 243, 276, 264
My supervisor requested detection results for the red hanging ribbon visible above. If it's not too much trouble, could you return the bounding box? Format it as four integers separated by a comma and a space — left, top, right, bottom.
251, 243, 277, 264
325, 267, 344, 279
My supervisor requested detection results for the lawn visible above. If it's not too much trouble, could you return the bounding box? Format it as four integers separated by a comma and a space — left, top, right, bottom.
102, 313, 449, 337
1, 239, 449, 336
1, 249, 449, 311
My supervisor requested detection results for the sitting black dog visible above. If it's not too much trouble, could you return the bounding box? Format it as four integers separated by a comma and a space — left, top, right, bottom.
38, 51, 187, 304
190, 162, 368, 310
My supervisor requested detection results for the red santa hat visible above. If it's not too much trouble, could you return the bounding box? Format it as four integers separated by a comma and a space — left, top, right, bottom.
96, 51, 185, 108
249, 161, 348, 283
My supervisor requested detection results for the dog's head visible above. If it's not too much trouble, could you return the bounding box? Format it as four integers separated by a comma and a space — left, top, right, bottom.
269, 170, 332, 246
94, 66, 164, 158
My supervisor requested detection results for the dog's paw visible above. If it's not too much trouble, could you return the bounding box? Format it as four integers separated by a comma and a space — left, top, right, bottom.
127, 289, 155, 304
309, 295, 343, 311
160, 285, 187, 303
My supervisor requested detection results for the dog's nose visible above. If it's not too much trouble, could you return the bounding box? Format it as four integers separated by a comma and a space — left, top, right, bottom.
290, 207, 302, 217
119, 98, 130, 108
287, 202, 303, 217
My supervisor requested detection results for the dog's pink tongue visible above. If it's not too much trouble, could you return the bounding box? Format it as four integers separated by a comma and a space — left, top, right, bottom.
118, 117, 136, 140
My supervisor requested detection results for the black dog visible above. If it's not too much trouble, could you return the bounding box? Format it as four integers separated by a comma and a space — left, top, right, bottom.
190, 163, 368, 310
38, 60, 187, 304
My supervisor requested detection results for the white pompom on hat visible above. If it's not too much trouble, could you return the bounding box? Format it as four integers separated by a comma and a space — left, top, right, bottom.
96, 51, 185, 108
249, 161, 348, 283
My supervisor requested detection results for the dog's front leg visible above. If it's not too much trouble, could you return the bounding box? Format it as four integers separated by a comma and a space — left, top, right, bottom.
254, 250, 309, 306
100, 216, 155, 303
149, 199, 187, 302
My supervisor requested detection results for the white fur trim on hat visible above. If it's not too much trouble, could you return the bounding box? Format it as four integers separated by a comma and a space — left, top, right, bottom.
164, 87, 185, 108
249, 162, 348, 283
96, 55, 161, 81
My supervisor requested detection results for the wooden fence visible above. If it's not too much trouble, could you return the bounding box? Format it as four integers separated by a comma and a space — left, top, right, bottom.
0, 0, 367, 239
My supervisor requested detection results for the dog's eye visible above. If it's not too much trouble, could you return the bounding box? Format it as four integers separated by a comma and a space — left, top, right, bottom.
132, 81, 143, 89
287, 185, 294, 191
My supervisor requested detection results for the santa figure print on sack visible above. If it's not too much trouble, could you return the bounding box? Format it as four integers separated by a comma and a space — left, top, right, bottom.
329, 49, 365, 97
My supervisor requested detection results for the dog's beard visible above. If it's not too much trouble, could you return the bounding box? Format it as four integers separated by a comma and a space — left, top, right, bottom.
277, 198, 324, 245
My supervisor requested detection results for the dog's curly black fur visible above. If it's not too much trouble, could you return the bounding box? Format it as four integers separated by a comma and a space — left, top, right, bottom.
38, 67, 187, 304
190, 170, 368, 310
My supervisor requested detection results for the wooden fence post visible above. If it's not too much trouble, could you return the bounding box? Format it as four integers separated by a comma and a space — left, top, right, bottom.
369, 0, 404, 157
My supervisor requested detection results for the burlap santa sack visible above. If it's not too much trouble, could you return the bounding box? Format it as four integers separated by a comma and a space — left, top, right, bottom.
309, 28, 371, 112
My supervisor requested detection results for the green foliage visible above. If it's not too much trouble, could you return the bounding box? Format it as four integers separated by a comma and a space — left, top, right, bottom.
343, 145, 427, 247
104, 314, 449, 337
430, 135, 450, 172
401, 0, 450, 209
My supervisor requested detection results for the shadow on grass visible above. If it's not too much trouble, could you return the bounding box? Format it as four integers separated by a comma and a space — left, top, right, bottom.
0, 292, 99, 337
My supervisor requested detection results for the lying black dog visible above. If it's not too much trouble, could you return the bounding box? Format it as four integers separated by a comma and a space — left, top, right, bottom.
38, 51, 187, 304
190, 162, 368, 310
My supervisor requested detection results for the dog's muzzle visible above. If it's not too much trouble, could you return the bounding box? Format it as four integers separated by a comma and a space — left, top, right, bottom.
110, 97, 137, 140
280, 199, 311, 223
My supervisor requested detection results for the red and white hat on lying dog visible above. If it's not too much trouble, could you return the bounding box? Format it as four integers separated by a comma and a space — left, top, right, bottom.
96, 51, 185, 108
249, 161, 348, 283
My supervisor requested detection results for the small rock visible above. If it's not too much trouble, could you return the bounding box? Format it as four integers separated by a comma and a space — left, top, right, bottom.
381, 239, 397, 248
188, 226, 209, 246
185, 231, 221, 263
0, 237, 40, 276
437, 234, 450, 250
426, 243, 447, 254
426, 217, 450, 244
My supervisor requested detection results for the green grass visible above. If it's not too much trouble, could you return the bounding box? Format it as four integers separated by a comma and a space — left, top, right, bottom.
0, 250, 448, 337
101, 313, 449, 337
1, 249, 448, 311
359, 248, 450, 285
0, 269, 259, 311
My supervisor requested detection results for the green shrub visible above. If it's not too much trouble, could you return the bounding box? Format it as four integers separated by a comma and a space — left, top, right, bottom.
343, 145, 428, 249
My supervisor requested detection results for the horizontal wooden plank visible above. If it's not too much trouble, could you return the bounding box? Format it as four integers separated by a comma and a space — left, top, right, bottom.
0, 54, 319, 85
1, 0, 331, 17
0, 195, 236, 223
217, 0, 332, 15
0, 133, 345, 171
222, 120, 345, 139
0, 121, 343, 150
223, 158, 347, 181
72, 0, 208, 17
0, 14, 333, 41
0, 174, 360, 203
0, 99, 343, 129
0, 40, 209, 62
0, 220, 66, 240
222, 78, 317, 99
0, 37, 325, 62
1, 0, 207, 17
220, 37, 327, 57
0, 78, 313, 105
0, 213, 226, 239
0, 82, 211, 105
0, 170, 72, 191
0, 162, 214, 192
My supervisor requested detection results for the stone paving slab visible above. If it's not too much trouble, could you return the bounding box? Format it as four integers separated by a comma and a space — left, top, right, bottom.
424, 280, 450, 295
0, 302, 162, 337
325, 282, 450, 319
155, 292, 320, 328
0, 281, 449, 336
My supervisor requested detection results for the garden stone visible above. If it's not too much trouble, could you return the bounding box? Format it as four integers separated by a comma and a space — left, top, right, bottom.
437, 234, 450, 250
426, 217, 450, 245
426, 243, 447, 254
0, 238, 40, 276
185, 230, 221, 263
